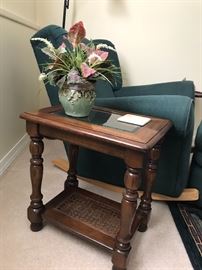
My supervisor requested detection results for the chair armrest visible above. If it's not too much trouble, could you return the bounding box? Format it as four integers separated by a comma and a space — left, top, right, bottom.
195, 91, 202, 98
95, 95, 194, 136
115, 80, 195, 100
195, 121, 202, 150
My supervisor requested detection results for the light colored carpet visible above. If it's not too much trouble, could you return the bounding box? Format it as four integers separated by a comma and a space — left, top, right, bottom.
0, 140, 193, 270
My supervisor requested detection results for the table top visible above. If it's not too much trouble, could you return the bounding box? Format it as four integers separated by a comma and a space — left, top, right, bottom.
20, 105, 172, 151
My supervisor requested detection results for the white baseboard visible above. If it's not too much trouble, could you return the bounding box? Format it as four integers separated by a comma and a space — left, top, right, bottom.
0, 134, 29, 176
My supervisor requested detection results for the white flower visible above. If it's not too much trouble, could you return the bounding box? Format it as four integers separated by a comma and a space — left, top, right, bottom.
39, 73, 47, 81
96, 43, 116, 52
57, 46, 66, 54
56, 43, 67, 54
31, 37, 56, 59
31, 38, 55, 51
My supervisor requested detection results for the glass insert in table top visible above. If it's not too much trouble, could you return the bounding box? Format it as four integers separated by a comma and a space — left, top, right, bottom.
54, 108, 140, 133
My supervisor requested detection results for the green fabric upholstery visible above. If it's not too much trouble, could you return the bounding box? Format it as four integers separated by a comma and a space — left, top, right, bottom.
195, 152, 202, 166
189, 165, 202, 207
95, 95, 193, 136
31, 24, 201, 205
115, 80, 195, 99
189, 121, 202, 207
94, 80, 115, 98
195, 121, 202, 151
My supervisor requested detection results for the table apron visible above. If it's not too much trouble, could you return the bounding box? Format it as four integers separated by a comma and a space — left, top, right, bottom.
37, 124, 147, 163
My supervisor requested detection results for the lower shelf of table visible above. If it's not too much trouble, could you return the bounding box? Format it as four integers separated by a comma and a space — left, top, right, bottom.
43, 187, 121, 250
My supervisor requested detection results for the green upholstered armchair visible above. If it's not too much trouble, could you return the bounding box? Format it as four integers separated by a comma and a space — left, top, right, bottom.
30, 25, 202, 207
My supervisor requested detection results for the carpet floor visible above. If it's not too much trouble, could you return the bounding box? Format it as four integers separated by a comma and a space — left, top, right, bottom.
0, 139, 193, 270
169, 202, 202, 270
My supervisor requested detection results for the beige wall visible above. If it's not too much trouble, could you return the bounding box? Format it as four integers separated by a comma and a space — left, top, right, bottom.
35, 0, 75, 28
36, 0, 64, 27
71, 1, 201, 90
1, 0, 36, 22
0, 2, 40, 162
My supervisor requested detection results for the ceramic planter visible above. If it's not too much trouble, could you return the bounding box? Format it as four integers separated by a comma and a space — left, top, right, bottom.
59, 81, 96, 117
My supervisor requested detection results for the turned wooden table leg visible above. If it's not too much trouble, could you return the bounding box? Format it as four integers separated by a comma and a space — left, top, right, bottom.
64, 144, 79, 189
112, 167, 141, 270
138, 143, 161, 232
28, 136, 44, 232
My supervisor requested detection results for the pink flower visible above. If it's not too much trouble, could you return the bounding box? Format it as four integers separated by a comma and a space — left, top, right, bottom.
87, 50, 109, 65
57, 42, 66, 54
81, 63, 96, 78
68, 21, 86, 48
95, 50, 108, 61
80, 43, 94, 55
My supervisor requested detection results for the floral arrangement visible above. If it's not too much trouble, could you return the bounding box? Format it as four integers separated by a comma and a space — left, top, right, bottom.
32, 21, 119, 89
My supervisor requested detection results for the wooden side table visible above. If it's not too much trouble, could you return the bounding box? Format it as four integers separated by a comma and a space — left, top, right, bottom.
20, 106, 172, 270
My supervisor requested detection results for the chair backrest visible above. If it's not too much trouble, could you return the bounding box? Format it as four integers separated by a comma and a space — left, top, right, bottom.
30, 25, 122, 105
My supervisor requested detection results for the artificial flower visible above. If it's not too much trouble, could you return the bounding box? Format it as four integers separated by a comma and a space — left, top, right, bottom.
31, 21, 119, 87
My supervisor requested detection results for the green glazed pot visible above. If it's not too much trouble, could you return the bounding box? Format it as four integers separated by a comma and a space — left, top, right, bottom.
58, 81, 96, 117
